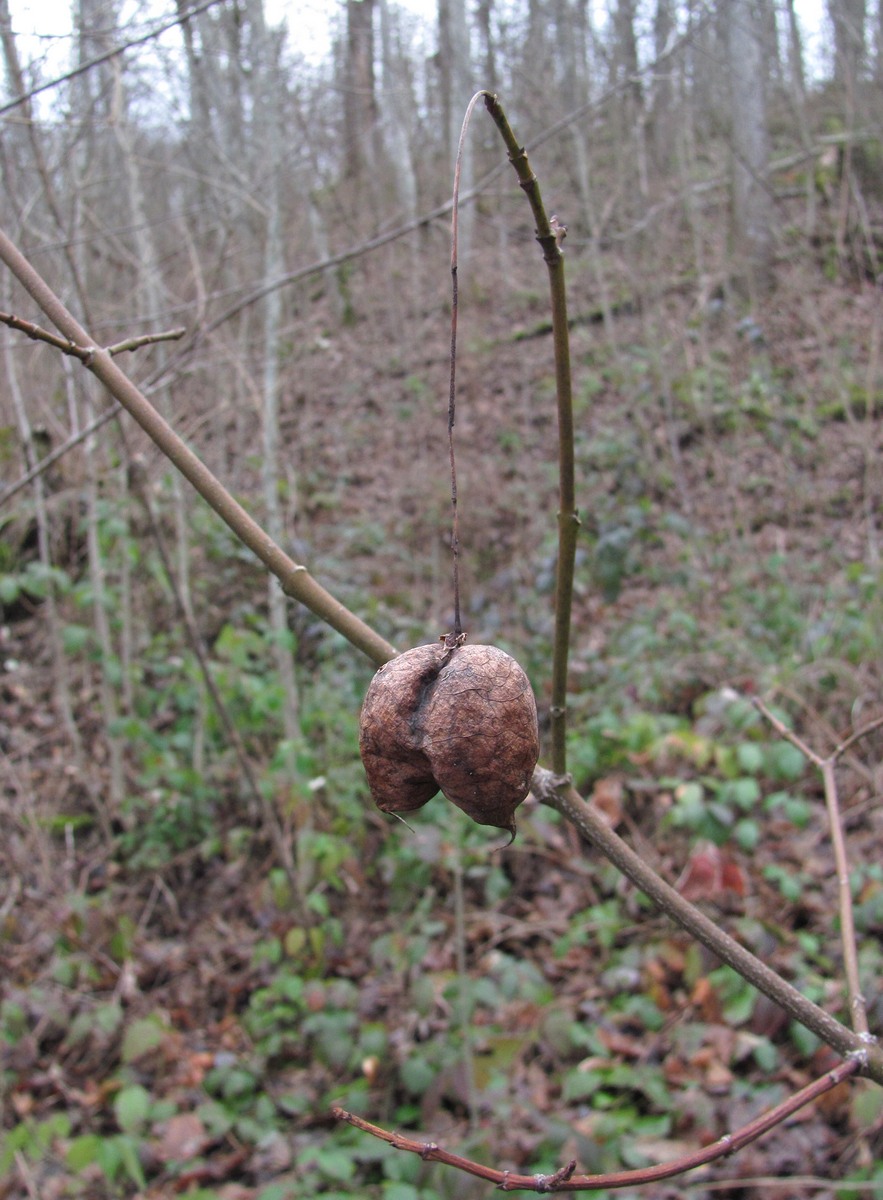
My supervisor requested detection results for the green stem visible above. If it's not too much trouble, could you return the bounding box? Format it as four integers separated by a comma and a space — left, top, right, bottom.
482, 93, 578, 775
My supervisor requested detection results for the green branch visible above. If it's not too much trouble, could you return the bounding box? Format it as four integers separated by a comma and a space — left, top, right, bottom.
483, 92, 578, 775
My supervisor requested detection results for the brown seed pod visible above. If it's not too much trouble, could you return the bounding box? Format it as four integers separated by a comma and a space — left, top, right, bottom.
359, 642, 539, 840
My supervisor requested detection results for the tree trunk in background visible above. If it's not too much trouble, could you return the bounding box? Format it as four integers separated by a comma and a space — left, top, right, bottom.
525, 0, 553, 92
785, 0, 818, 236
475, 0, 497, 95
611, 0, 640, 86
555, 0, 592, 218
438, 0, 472, 159
246, 0, 302, 749
70, 0, 127, 822
688, 0, 725, 143
437, 0, 473, 251
611, 0, 648, 207
829, 0, 867, 93
650, 0, 676, 175
763, 0, 783, 96
344, 0, 377, 183
726, 0, 773, 299
377, 0, 418, 221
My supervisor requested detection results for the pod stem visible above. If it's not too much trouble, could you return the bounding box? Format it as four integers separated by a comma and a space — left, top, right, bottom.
447, 91, 489, 641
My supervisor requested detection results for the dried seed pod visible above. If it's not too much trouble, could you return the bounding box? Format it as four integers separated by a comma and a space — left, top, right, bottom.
359, 642, 539, 840
358, 643, 448, 815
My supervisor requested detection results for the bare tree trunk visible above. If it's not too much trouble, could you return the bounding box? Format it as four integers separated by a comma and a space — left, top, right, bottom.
554, 0, 593, 218
610, 0, 648, 207
438, 0, 474, 252
1, 292, 82, 773
475, 0, 497, 94
377, 0, 418, 221
726, 0, 774, 299
829, 0, 867, 93
344, 0, 378, 184
785, 0, 818, 236
246, 0, 301, 749
114, 71, 207, 770
650, 0, 677, 176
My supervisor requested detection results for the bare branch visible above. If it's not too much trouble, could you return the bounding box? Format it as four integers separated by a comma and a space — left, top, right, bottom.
0, 225, 397, 667
106, 328, 186, 356
0, 310, 95, 362
483, 92, 577, 778
0, 0, 228, 117
751, 696, 822, 766
752, 697, 873, 1038
333, 1056, 860, 1192
1, 310, 186, 362
537, 770, 883, 1083
833, 713, 883, 760
0, 405, 120, 508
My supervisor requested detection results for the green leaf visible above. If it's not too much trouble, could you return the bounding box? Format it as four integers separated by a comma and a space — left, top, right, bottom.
728, 777, 760, 809
734, 817, 760, 850
315, 1145, 356, 1182
114, 1084, 152, 1133
121, 1014, 166, 1063
116, 1134, 147, 1188
400, 1055, 436, 1096
383, 1185, 422, 1200
752, 1037, 779, 1072
735, 742, 764, 773
66, 1134, 101, 1171
62, 623, 92, 653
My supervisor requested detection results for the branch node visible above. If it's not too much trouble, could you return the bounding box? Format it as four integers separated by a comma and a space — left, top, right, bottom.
549, 1160, 577, 1185
847, 1043, 871, 1068
531, 766, 571, 803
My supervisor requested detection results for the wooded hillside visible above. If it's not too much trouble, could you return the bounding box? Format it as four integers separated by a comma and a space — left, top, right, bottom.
1, 1, 882, 1197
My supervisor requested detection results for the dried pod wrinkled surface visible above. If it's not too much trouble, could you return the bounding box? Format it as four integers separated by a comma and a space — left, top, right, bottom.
359, 642, 539, 839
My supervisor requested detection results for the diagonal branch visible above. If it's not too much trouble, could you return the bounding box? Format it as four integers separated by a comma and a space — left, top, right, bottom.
0, 225, 397, 667
533, 768, 883, 1083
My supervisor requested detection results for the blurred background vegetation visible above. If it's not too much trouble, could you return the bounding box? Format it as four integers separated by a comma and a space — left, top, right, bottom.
1, 0, 882, 1196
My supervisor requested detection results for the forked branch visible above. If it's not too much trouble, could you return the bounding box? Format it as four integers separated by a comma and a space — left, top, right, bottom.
0, 309, 185, 359
753, 697, 881, 1039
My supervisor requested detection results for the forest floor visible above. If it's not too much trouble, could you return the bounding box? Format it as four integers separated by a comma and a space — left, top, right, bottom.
2, 211, 883, 1200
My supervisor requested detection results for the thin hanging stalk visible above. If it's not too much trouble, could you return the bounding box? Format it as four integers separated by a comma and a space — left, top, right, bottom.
446, 91, 488, 639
